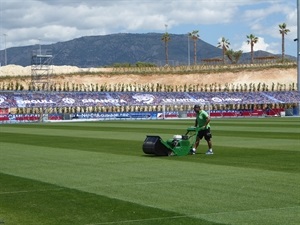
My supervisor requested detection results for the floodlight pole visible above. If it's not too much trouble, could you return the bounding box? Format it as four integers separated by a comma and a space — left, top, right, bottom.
38, 38, 42, 66
188, 33, 190, 66
3, 33, 7, 66
297, 0, 300, 92
297, 0, 300, 115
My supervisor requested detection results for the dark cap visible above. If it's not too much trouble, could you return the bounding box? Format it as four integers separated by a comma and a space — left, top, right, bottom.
194, 105, 200, 109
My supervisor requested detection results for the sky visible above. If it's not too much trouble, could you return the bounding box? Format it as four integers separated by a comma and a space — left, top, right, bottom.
0, 0, 298, 58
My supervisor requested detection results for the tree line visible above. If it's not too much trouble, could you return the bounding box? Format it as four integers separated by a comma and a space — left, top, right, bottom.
0, 80, 296, 92
162, 23, 290, 65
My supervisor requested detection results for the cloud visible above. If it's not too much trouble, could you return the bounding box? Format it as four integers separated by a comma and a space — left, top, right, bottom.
243, 2, 296, 40
0, 0, 297, 57
239, 37, 279, 54
0, 0, 240, 47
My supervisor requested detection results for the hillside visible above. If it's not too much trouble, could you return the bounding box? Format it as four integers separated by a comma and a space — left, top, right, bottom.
1, 33, 296, 68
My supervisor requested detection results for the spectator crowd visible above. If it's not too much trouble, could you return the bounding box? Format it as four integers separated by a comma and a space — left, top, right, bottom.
0, 90, 299, 116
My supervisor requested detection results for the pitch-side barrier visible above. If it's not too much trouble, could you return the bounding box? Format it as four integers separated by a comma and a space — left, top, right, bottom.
1, 108, 294, 124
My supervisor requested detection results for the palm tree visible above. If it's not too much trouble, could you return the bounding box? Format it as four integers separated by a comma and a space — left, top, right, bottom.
188, 30, 200, 65
279, 23, 290, 62
217, 37, 230, 64
246, 34, 259, 64
225, 49, 243, 64
161, 32, 171, 66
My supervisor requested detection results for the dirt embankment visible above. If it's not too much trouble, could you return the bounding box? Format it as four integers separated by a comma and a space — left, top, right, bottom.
0, 65, 297, 89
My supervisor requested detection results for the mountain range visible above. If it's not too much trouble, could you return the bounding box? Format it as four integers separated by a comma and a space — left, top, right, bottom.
0, 33, 296, 68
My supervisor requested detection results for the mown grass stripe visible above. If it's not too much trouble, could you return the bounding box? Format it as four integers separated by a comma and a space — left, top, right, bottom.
2, 124, 299, 138
1, 128, 298, 152
1, 173, 215, 225
213, 121, 300, 128
213, 130, 299, 139
214, 135, 299, 151
1, 127, 300, 141
1, 137, 300, 173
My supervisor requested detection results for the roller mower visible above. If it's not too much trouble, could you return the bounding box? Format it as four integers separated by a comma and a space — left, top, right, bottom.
142, 126, 200, 156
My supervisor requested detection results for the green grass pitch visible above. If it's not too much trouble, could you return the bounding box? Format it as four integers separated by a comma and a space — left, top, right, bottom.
0, 117, 299, 225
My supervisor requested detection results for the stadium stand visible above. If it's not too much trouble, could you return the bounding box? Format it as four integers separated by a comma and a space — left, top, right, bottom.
0, 91, 299, 122
0, 91, 299, 108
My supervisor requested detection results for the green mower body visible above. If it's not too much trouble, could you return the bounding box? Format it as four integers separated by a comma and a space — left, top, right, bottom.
142, 126, 199, 156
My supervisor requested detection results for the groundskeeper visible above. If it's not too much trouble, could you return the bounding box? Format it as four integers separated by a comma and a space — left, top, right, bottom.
191, 105, 214, 155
